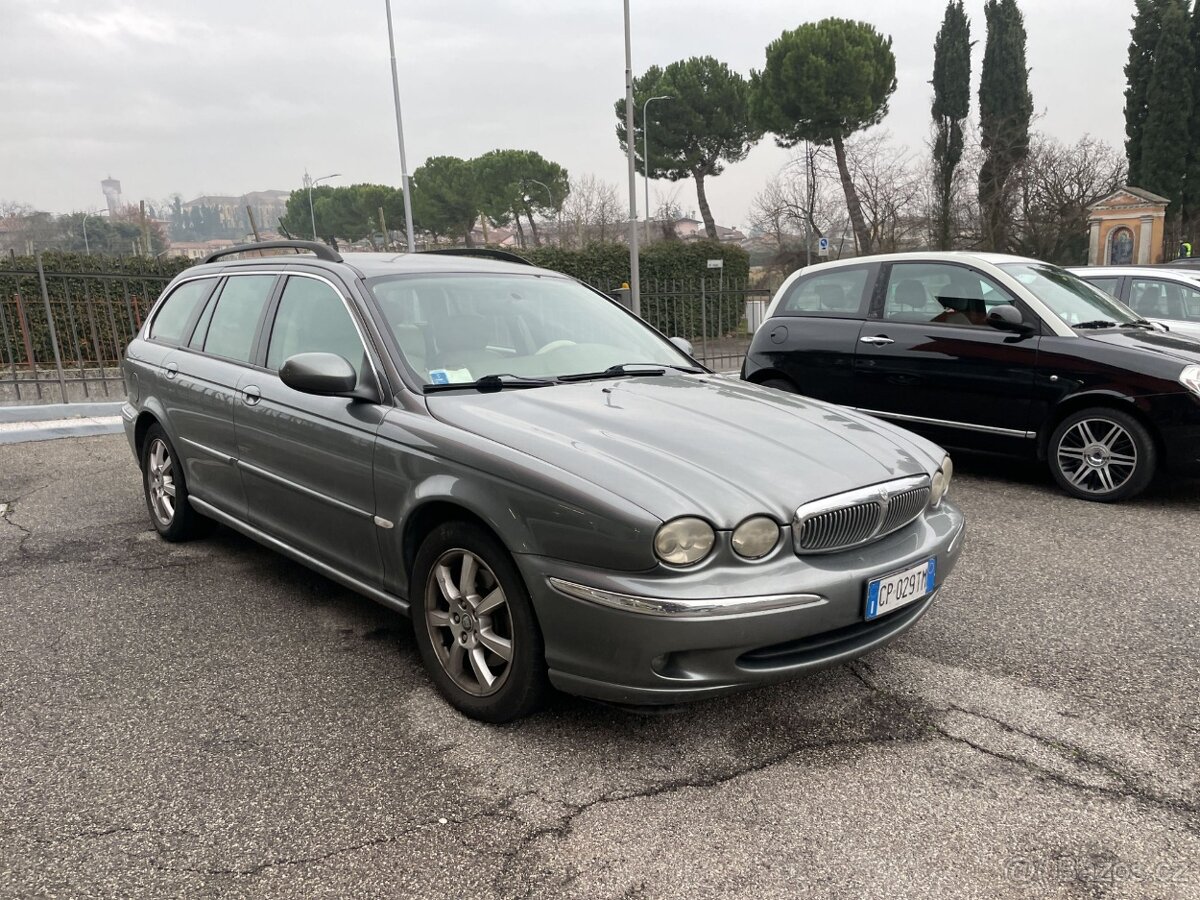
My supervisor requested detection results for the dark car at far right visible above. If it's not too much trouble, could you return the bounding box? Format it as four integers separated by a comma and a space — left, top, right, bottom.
742, 252, 1200, 502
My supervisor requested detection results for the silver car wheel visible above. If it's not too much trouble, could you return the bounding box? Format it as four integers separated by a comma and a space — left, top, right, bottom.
424, 548, 514, 697
146, 437, 177, 525
1055, 417, 1138, 495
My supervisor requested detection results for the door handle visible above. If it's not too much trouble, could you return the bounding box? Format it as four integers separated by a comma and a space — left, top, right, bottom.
165, 362, 178, 379
242, 385, 261, 406
859, 335, 895, 345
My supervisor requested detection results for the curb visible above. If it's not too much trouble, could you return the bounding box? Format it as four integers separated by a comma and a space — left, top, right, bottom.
0, 402, 125, 425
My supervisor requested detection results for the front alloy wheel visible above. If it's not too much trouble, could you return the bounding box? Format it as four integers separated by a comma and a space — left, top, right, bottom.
410, 521, 547, 721
425, 549, 514, 697
1049, 408, 1156, 502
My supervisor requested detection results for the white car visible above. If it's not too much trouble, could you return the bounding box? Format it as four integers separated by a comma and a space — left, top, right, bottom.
1069, 265, 1200, 341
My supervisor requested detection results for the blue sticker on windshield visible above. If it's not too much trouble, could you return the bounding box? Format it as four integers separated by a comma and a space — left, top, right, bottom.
429, 369, 450, 385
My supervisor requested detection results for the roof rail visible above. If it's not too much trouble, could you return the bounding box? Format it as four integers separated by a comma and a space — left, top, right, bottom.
419, 247, 532, 266
201, 240, 343, 265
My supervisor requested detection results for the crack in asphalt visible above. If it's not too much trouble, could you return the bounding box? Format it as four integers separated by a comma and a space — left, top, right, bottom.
848, 660, 1200, 827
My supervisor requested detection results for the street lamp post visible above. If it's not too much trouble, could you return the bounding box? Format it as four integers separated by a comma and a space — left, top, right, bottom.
642, 95, 671, 244
80, 209, 108, 256
622, 0, 640, 316
304, 171, 341, 241
384, 0, 417, 253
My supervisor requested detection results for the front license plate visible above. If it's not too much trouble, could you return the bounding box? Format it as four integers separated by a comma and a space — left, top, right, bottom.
865, 557, 936, 620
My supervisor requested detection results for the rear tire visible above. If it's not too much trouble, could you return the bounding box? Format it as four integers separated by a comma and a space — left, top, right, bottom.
141, 424, 201, 541
1048, 407, 1156, 502
410, 521, 548, 722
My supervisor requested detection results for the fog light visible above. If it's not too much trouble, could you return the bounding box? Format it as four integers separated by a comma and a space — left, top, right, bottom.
731, 516, 780, 559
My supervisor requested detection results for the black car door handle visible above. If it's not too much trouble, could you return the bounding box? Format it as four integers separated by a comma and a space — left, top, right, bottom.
860, 335, 895, 345
242, 385, 261, 406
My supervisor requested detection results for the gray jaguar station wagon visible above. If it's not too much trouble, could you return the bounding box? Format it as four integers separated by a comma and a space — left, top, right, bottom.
123, 241, 965, 721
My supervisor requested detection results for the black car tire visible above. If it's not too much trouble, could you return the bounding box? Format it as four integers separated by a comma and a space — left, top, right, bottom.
410, 521, 548, 722
140, 424, 202, 541
1048, 407, 1157, 502
758, 377, 799, 394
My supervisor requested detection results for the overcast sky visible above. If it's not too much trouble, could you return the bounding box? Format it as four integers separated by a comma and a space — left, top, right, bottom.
1, 0, 1133, 228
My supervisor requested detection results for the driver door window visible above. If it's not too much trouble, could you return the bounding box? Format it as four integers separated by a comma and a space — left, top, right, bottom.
266, 276, 367, 381
882, 263, 1013, 327
1129, 278, 1200, 321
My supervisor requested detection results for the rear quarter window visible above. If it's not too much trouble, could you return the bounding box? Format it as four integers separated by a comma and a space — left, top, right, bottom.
778, 267, 871, 318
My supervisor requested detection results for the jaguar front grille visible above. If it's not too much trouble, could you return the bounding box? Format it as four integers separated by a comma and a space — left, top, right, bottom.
793, 475, 931, 554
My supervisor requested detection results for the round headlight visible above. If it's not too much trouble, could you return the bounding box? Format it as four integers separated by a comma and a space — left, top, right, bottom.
731, 516, 780, 559
930, 455, 953, 507
654, 517, 715, 566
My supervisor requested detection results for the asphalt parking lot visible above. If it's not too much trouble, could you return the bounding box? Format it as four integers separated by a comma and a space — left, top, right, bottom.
2, 434, 1198, 899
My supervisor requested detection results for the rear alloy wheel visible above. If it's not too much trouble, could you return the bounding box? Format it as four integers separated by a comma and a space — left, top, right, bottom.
141, 424, 201, 540
1048, 408, 1156, 502
411, 521, 547, 722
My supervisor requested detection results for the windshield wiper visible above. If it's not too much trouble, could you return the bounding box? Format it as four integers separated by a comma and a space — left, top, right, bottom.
423, 373, 558, 394
1118, 319, 1156, 330
1074, 320, 1118, 329
558, 362, 704, 383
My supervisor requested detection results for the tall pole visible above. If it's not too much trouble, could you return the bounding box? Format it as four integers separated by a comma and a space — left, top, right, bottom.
305, 171, 316, 240
623, 0, 640, 316
642, 95, 671, 244
82, 216, 90, 256
385, 0, 417, 253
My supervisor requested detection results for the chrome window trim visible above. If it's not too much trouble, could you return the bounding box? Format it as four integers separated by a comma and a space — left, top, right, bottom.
855, 408, 1037, 439
792, 473, 930, 555
547, 577, 826, 619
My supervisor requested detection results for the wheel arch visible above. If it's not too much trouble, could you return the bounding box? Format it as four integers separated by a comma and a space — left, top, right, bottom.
400, 499, 511, 589
1037, 392, 1164, 461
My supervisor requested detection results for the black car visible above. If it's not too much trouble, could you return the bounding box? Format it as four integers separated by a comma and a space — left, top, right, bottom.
741, 251, 1200, 502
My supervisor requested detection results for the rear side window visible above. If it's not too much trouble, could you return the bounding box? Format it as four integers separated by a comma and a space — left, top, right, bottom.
779, 267, 871, 317
147, 280, 213, 344
198, 275, 276, 363
1086, 277, 1121, 299
266, 276, 366, 379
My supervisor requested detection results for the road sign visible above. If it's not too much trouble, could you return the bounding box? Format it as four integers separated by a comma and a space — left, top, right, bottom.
818, 237, 830, 257
707, 258, 724, 269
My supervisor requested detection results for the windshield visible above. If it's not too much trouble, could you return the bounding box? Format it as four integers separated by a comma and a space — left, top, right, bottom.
367, 273, 694, 385
998, 262, 1141, 327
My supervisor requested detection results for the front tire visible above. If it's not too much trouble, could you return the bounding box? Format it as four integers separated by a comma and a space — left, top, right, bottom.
410, 521, 548, 722
1048, 407, 1156, 502
141, 424, 201, 540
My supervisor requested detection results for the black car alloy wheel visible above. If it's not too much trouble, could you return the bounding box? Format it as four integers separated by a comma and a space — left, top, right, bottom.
1048, 407, 1156, 502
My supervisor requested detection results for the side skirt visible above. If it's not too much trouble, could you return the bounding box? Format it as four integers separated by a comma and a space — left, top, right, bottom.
189, 495, 411, 618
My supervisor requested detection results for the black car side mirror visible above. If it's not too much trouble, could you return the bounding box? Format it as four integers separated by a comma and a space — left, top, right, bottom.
280, 352, 359, 397
987, 304, 1031, 333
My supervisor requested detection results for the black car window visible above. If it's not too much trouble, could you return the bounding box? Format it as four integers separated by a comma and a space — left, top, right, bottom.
199, 275, 275, 363
1129, 278, 1200, 321
1085, 276, 1121, 299
778, 267, 871, 317
883, 262, 1012, 327
266, 276, 366, 380
147, 279, 212, 345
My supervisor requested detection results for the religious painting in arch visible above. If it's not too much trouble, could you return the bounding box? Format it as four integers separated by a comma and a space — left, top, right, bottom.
1107, 227, 1134, 265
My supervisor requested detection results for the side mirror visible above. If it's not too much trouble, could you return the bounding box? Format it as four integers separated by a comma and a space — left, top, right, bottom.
669, 336, 694, 356
987, 304, 1030, 333
279, 352, 358, 396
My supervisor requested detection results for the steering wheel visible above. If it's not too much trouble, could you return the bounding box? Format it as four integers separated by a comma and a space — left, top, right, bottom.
535, 339, 577, 355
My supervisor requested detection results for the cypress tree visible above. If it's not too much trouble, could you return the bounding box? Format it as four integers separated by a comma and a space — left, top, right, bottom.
931, 0, 971, 250
978, 0, 1033, 252
1184, 1, 1200, 238
1140, 0, 1193, 237
1124, 0, 1164, 186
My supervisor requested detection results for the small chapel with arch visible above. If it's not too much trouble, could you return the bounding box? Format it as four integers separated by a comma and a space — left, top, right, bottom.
1086, 186, 1169, 265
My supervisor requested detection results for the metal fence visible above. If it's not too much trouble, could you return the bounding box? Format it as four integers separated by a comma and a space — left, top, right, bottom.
0, 257, 169, 404
0, 262, 774, 405
606, 278, 773, 373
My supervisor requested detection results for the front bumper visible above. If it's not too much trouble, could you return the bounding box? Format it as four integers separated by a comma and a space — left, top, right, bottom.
516, 500, 965, 705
